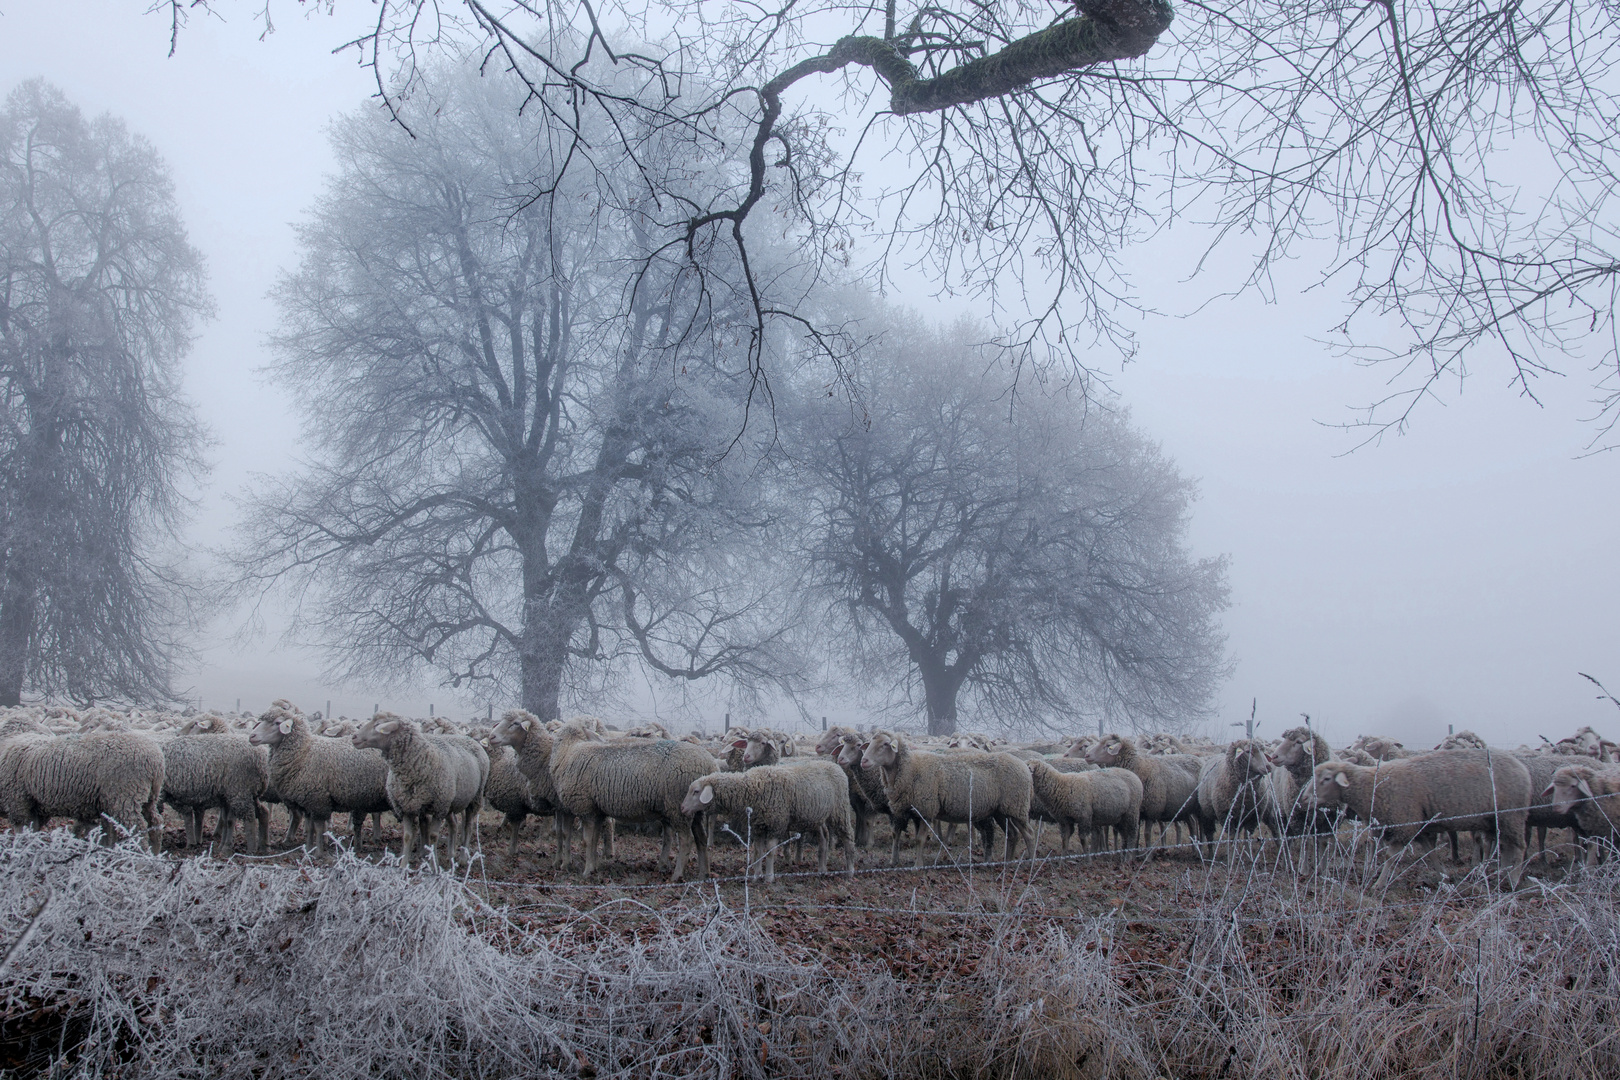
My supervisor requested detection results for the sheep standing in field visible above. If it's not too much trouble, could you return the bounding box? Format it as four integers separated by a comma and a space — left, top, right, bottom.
488, 710, 571, 867
680, 761, 856, 881
1086, 734, 1201, 851
248, 702, 391, 855
1544, 763, 1620, 854
549, 719, 716, 881
824, 730, 888, 849
1194, 740, 1295, 858
1310, 749, 1531, 891
1270, 726, 1340, 860
859, 731, 1033, 866
353, 714, 488, 867
160, 733, 270, 855
0, 725, 164, 849
482, 741, 536, 860
1027, 760, 1142, 853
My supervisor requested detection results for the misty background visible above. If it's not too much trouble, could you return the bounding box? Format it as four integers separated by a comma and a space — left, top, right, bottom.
3, 0, 1615, 749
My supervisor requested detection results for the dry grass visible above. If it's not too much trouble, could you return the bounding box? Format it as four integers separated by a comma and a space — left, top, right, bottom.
0, 824, 1617, 1079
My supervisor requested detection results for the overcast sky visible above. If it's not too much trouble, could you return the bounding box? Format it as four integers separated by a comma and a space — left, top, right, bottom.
3, 1, 1617, 748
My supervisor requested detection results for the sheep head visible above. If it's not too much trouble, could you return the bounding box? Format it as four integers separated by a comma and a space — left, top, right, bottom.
835, 734, 866, 768
1546, 764, 1599, 814
861, 731, 903, 772
1310, 763, 1354, 808
249, 702, 305, 746
1229, 740, 1273, 780
1086, 735, 1125, 767
681, 777, 719, 818
815, 726, 851, 756
491, 709, 541, 748
1064, 736, 1095, 759
353, 713, 408, 751
742, 733, 781, 766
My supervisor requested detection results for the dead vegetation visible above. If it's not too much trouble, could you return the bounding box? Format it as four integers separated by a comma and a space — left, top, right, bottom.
0, 823, 1617, 1079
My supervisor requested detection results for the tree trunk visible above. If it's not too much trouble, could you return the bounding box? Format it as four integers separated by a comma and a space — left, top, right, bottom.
920, 663, 959, 736
517, 617, 572, 722
0, 589, 32, 707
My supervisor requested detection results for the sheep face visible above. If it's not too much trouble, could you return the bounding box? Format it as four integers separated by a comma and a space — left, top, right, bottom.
861, 732, 902, 772
1271, 738, 1307, 769
814, 727, 846, 756
1085, 737, 1124, 767
1546, 765, 1598, 815
248, 714, 296, 747
490, 711, 536, 749
1310, 764, 1353, 808
1231, 741, 1273, 781
1064, 736, 1095, 759
835, 735, 866, 769
742, 734, 776, 766
681, 779, 717, 818
352, 715, 405, 751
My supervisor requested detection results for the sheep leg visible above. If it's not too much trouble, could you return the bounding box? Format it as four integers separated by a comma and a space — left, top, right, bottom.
691, 814, 709, 879
580, 815, 603, 876
310, 814, 332, 856
183, 807, 202, 849
816, 823, 830, 873
666, 819, 689, 883
855, 806, 872, 849
284, 807, 305, 847
504, 813, 524, 859
656, 823, 672, 873
551, 811, 572, 870
604, 818, 616, 859
400, 814, 418, 867
762, 841, 776, 884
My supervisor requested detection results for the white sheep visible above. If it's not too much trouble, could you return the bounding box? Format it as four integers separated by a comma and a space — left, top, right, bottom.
860, 731, 1034, 866
1086, 734, 1202, 850
160, 733, 270, 855
1310, 749, 1531, 891
0, 725, 164, 849
680, 761, 856, 881
247, 701, 391, 855
1027, 760, 1143, 853
549, 718, 717, 881
353, 713, 488, 867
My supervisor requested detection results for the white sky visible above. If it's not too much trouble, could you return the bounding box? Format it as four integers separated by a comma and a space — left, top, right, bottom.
2, 0, 1617, 749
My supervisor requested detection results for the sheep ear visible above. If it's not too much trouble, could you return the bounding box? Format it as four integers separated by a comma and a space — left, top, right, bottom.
278, 718, 293, 735
519, 718, 533, 731
1577, 777, 1595, 800
1333, 771, 1350, 788
699, 784, 715, 805
378, 719, 401, 734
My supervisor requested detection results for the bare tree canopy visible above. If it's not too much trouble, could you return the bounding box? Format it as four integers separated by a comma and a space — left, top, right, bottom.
168, 0, 1620, 438
788, 309, 1230, 735
0, 79, 211, 706
236, 67, 808, 720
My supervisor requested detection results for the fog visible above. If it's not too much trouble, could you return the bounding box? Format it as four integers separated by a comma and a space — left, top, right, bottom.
3, 0, 1617, 749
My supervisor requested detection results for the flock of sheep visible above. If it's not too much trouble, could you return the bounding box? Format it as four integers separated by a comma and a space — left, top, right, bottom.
0, 699, 1616, 888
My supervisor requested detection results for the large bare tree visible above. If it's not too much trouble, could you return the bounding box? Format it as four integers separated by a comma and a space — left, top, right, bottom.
0, 80, 211, 706
167, 0, 1620, 438
237, 68, 807, 719
789, 310, 1229, 735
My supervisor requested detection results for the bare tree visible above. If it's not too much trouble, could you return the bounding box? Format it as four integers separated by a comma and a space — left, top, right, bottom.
0, 80, 210, 707
788, 309, 1229, 735
167, 0, 1620, 438
236, 67, 807, 719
